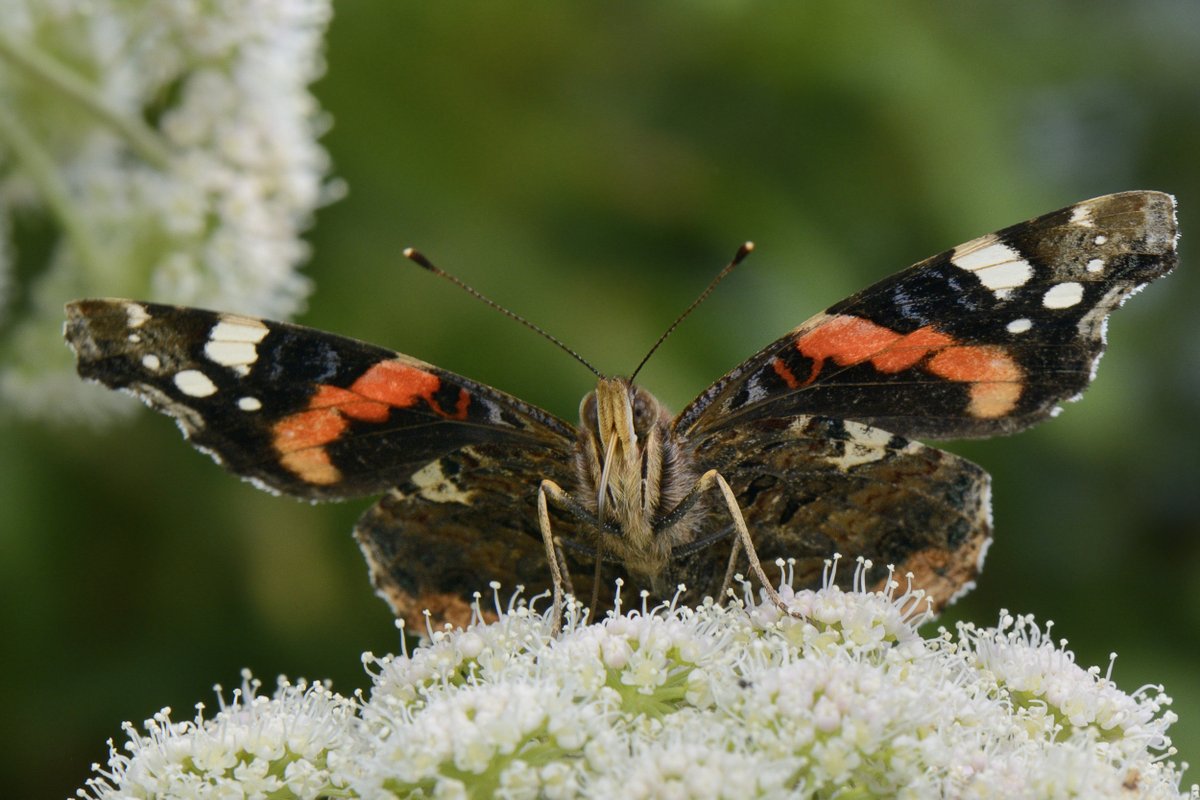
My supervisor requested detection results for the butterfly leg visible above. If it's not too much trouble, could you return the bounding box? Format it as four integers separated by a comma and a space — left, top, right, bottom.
590, 556, 603, 619
537, 478, 577, 631
691, 469, 797, 618
716, 531, 743, 603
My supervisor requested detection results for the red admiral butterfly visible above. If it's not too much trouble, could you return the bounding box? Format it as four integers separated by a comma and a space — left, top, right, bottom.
65, 191, 1177, 629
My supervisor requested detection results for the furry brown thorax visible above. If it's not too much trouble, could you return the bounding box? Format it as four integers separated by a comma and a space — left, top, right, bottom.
573, 378, 700, 587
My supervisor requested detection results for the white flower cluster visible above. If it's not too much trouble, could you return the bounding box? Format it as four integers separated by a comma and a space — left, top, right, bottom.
79, 562, 1193, 799
0, 0, 335, 419
82, 672, 357, 799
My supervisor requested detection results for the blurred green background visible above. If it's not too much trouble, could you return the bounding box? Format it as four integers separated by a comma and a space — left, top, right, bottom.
5, 3, 1200, 796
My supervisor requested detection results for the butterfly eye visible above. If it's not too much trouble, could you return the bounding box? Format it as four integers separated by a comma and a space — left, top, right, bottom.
579, 393, 599, 430
631, 392, 654, 431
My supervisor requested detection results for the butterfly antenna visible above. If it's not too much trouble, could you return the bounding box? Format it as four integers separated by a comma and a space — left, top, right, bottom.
628, 241, 754, 382
404, 248, 603, 379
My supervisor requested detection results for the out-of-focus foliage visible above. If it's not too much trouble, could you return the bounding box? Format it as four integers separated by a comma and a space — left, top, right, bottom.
3, 3, 1197, 797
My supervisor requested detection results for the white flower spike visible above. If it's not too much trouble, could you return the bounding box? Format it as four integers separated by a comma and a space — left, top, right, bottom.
0, 0, 335, 419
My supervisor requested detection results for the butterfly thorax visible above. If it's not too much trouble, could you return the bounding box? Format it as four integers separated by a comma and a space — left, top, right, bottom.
574, 378, 701, 581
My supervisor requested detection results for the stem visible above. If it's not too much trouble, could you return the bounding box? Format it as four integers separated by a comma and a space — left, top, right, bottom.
0, 35, 172, 169
0, 101, 105, 279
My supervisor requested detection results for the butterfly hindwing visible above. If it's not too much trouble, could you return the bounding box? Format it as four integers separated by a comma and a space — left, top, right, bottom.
354, 443, 584, 629
678, 191, 1177, 440
682, 416, 992, 611
65, 299, 576, 501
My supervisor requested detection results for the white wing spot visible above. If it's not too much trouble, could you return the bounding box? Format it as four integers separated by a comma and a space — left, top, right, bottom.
1043, 282, 1084, 309
204, 317, 269, 371
124, 303, 150, 328
127, 333, 142, 343
238, 396, 263, 411
1086, 258, 1105, 273
174, 369, 218, 398
212, 317, 269, 343
1094, 234, 1108, 245
411, 460, 474, 504
205, 340, 258, 370
1006, 318, 1032, 334
141, 354, 162, 370
951, 237, 1034, 297
1069, 204, 1094, 227
827, 421, 894, 471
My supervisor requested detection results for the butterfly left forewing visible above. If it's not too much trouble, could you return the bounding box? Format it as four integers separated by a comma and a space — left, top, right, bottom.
666, 192, 1175, 610
678, 191, 1177, 440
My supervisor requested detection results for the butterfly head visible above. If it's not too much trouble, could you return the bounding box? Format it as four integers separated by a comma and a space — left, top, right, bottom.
578, 378, 673, 529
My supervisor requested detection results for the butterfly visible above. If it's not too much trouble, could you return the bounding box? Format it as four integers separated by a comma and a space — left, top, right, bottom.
65, 191, 1177, 629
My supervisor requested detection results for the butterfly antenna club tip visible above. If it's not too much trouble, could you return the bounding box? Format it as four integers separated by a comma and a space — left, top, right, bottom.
403, 247, 437, 271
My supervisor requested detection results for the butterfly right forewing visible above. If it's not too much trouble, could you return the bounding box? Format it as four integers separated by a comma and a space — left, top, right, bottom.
66, 299, 577, 500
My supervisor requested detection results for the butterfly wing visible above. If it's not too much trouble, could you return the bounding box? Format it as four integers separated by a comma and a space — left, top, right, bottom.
354, 445, 589, 629
67, 299, 589, 627
677, 192, 1177, 440
675, 416, 991, 612
668, 192, 1174, 609
66, 299, 577, 501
